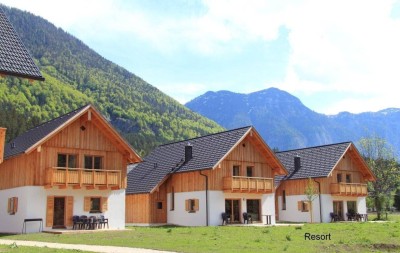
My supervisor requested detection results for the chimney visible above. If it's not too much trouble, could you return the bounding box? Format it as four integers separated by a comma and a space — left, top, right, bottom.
185, 142, 193, 162
0, 128, 6, 164
294, 155, 301, 172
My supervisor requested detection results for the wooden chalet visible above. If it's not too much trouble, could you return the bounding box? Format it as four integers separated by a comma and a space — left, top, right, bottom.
0, 104, 141, 233
275, 142, 376, 223
126, 126, 287, 226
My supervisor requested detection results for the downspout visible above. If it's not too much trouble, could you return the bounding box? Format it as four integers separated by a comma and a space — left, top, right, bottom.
199, 170, 209, 226
314, 178, 322, 223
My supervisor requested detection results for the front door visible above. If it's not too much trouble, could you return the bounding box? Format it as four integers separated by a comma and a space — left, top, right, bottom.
53, 197, 66, 228
333, 201, 343, 220
246, 199, 260, 221
225, 199, 241, 223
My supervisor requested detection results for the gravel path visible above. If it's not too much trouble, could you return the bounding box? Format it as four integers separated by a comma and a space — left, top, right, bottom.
0, 239, 175, 253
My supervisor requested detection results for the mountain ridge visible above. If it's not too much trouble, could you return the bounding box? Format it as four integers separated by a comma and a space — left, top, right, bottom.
186, 88, 400, 153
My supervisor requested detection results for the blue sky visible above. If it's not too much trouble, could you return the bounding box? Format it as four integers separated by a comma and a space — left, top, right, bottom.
3, 0, 400, 114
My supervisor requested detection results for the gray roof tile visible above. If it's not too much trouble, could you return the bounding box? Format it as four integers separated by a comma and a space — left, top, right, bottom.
275, 142, 351, 186
0, 7, 44, 81
127, 126, 252, 194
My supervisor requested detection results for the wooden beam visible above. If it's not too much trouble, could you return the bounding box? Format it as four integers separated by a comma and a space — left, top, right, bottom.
111, 186, 120, 190
86, 186, 95, 190
73, 185, 82, 189
58, 185, 67, 189
98, 186, 108, 190
44, 185, 52, 189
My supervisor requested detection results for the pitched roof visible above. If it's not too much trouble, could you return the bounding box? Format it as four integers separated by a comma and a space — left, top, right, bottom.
0, 7, 44, 81
4, 104, 141, 163
275, 142, 375, 186
128, 126, 288, 194
127, 126, 254, 194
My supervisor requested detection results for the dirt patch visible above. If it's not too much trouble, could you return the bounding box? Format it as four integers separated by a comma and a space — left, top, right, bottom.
371, 243, 400, 251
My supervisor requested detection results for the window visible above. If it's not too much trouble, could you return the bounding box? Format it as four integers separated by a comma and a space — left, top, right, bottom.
298, 201, 309, 212
282, 190, 286, 210
157, 202, 163, 209
90, 197, 101, 213
232, 166, 240, 176
84, 196, 108, 213
185, 199, 199, 213
170, 187, 175, 211
7, 197, 18, 215
57, 154, 77, 168
246, 166, 253, 177
84, 155, 103, 170
337, 173, 342, 183
346, 174, 352, 183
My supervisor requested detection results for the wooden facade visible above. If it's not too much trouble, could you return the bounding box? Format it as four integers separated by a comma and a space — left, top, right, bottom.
0, 107, 138, 191
126, 182, 167, 224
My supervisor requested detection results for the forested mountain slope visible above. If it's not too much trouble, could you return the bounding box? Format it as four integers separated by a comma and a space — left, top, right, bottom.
0, 5, 223, 155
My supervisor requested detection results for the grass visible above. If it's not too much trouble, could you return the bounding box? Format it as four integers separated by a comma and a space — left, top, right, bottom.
1, 220, 400, 253
368, 211, 400, 222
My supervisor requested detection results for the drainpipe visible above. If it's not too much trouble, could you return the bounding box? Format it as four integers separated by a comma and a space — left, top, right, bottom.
199, 171, 209, 226
314, 178, 322, 223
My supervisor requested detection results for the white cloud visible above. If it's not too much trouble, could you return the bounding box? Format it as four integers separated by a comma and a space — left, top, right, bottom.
3, 0, 400, 113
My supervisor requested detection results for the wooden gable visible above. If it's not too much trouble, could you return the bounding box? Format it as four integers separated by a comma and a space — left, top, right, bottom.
25, 106, 140, 163
329, 143, 376, 182
216, 128, 287, 176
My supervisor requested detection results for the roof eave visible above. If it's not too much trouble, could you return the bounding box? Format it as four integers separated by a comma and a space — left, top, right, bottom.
0, 70, 45, 81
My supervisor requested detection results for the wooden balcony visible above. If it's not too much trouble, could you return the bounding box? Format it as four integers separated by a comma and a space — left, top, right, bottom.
330, 183, 368, 196
45, 167, 122, 190
223, 176, 273, 193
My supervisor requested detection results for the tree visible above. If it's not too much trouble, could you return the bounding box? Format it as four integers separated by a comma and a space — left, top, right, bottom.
304, 178, 319, 223
358, 137, 400, 220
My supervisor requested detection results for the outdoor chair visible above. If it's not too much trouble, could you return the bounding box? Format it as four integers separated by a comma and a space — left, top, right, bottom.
99, 215, 109, 229
72, 215, 83, 230
88, 216, 99, 230
221, 212, 230, 225
243, 212, 252, 224
330, 212, 339, 222
79, 215, 89, 229
346, 212, 355, 221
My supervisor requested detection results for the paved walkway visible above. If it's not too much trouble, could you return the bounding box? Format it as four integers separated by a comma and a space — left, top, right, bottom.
0, 239, 174, 253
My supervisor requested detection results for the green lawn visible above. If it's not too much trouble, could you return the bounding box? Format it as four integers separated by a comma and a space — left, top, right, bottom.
1, 221, 400, 253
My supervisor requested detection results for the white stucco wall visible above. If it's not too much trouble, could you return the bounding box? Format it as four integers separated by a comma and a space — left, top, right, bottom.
278, 195, 321, 223
167, 191, 207, 226
0, 186, 125, 233
167, 191, 275, 226
278, 194, 367, 223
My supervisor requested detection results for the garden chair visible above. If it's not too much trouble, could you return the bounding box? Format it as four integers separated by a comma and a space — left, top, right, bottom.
99, 215, 109, 229
243, 212, 252, 224
72, 215, 83, 230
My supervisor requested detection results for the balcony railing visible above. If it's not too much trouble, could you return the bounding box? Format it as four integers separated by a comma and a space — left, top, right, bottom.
223, 176, 273, 193
330, 183, 368, 196
45, 167, 121, 190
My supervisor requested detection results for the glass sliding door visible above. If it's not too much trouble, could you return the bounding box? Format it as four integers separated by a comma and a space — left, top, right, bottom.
225, 199, 241, 223
246, 199, 260, 221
